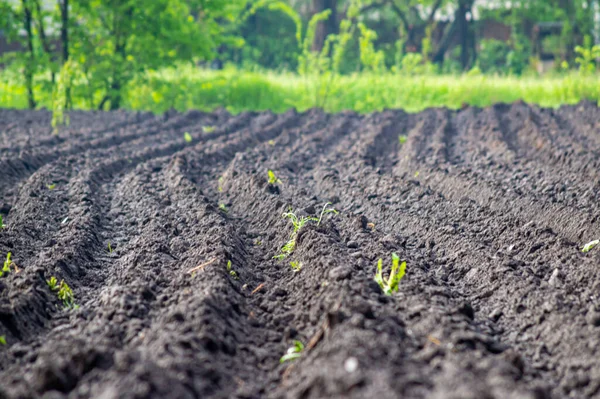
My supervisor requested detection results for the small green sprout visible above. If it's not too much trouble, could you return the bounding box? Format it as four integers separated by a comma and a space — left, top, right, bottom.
218, 176, 224, 192
227, 260, 238, 279
374, 253, 406, 296
254, 239, 262, 246
184, 132, 193, 143
0, 215, 4, 229
0, 252, 12, 277
316, 202, 338, 227
46, 276, 58, 291
275, 203, 338, 260
268, 170, 281, 185
0, 335, 6, 345
399, 135, 407, 144
108, 242, 113, 253
47, 276, 77, 309
202, 126, 215, 133
414, 171, 420, 178
219, 204, 228, 213
290, 261, 302, 272
280, 340, 304, 363
268, 140, 275, 146
47, 183, 56, 190
582, 239, 599, 253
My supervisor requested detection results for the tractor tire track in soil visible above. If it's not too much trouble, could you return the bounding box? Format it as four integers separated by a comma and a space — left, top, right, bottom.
0, 102, 600, 398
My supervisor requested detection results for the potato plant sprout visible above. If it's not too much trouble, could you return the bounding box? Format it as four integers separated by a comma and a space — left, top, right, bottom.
374, 253, 406, 295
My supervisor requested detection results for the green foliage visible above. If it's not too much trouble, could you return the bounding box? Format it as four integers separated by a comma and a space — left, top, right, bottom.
582, 239, 599, 253
0, 335, 6, 345
275, 203, 337, 260
47, 276, 77, 309
108, 242, 113, 253
47, 183, 56, 190
202, 126, 215, 133
47, 276, 58, 291
358, 23, 385, 73
280, 340, 304, 363
478, 39, 510, 74
219, 204, 229, 213
289, 260, 302, 271
268, 170, 281, 185
184, 132, 193, 143
226, 260, 238, 279
575, 36, 600, 75
374, 253, 406, 295
0, 252, 12, 277
0, 215, 5, 229
399, 135, 407, 144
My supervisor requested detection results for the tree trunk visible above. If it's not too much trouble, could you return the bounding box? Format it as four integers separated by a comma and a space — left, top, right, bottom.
22, 0, 36, 109
458, 0, 469, 70
60, 0, 71, 108
33, 0, 55, 84
312, 0, 337, 52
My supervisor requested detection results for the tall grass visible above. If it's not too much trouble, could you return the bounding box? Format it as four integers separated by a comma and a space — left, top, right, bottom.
1, 65, 599, 114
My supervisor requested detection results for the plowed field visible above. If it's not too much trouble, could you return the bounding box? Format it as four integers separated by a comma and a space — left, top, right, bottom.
1, 103, 600, 399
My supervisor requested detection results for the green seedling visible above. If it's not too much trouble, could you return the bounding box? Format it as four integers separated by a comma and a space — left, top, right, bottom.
414, 171, 420, 178
0, 335, 6, 345
280, 340, 304, 363
219, 204, 228, 213
268, 140, 275, 146
47, 183, 56, 190
202, 126, 215, 133
0, 252, 12, 277
227, 260, 238, 279
218, 176, 224, 192
582, 239, 599, 253
399, 135, 407, 144
374, 253, 406, 296
275, 203, 338, 260
184, 132, 193, 143
47, 276, 77, 309
0, 215, 5, 229
108, 242, 113, 253
316, 202, 338, 227
254, 239, 262, 246
290, 261, 302, 271
268, 170, 281, 185
46, 276, 58, 291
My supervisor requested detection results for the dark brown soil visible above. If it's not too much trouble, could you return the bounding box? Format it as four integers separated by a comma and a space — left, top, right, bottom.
1, 103, 600, 399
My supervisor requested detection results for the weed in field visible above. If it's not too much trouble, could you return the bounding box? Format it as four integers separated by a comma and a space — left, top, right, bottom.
218, 176, 225, 192
0, 215, 5, 229
268, 140, 275, 146
108, 242, 113, 253
582, 239, 599, 253
227, 260, 238, 279
202, 126, 215, 133
399, 135, 407, 144
0, 335, 5, 345
47, 183, 56, 190
184, 132, 193, 143
414, 171, 420, 178
47, 276, 77, 309
290, 261, 302, 271
0, 252, 12, 277
268, 169, 281, 185
255, 239, 262, 246
374, 253, 406, 296
280, 340, 304, 363
219, 204, 228, 213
